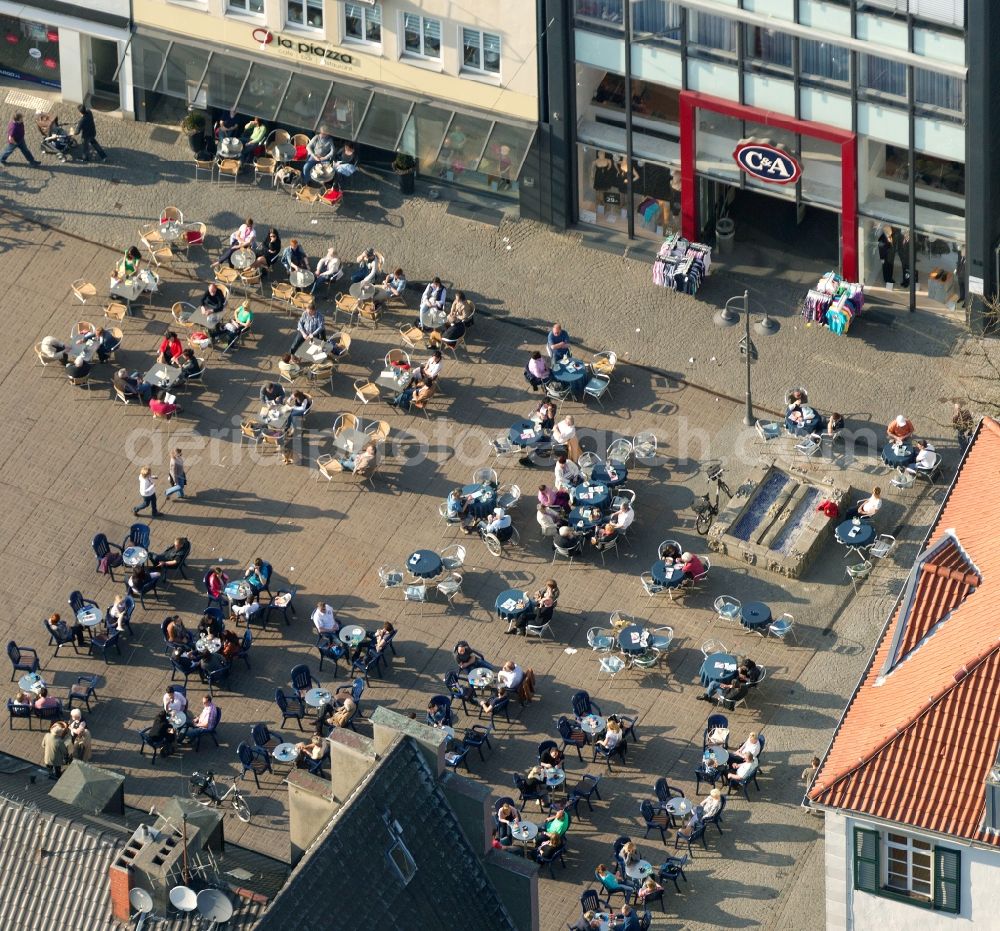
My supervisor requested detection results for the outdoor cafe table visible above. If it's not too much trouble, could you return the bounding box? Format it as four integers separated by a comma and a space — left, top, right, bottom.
273, 742, 298, 764
144, 363, 182, 390
508, 419, 547, 449
703, 746, 729, 770
511, 820, 538, 853
625, 859, 654, 881
835, 519, 876, 554
495, 589, 534, 620
349, 282, 391, 303
195, 636, 221, 654
123, 546, 148, 568
567, 506, 602, 533
169, 710, 187, 730
699, 652, 739, 687
272, 143, 296, 163
332, 427, 369, 456
785, 407, 822, 436
67, 332, 99, 362
544, 767, 566, 795
224, 580, 254, 602
741, 601, 772, 632
289, 269, 315, 291
339, 625, 366, 646
618, 624, 649, 655
651, 560, 685, 588
178, 303, 220, 329
577, 713, 606, 737
375, 367, 413, 394
218, 137, 243, 159
590, 461, 628, 487
460, 482, 496, 519
304, 688, 332, 708
551, 358, 588, 399
76, 605, 102, 629
407, 549, 442, 579
666, 797, 694, 820
260, 405, 292, 433
572, 481, 611, 511
231, 248, 256, 270
882, 441, 917, 468
158, 220, 184, 242
468, 668, 495, 691
19, 673, 45, 693
310, 162, 335, 185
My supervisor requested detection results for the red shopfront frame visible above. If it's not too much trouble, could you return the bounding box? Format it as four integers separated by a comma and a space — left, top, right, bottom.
679, 91, 858, 280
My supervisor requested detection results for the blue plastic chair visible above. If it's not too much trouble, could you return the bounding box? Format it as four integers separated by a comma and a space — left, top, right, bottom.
480, 694, 511, 726
351, 649, 381, 685
290, 664, 319, 696
571, 690, 601, 718
191, 707, 221, 750
674, 820, 708, 856
68, 590, 99, 616
594, 737, 627, 772
657, 854, 689, 893
567, 773, 602, 814
7, 698, 32, 730
204, 661, 231, 697
445, 670, 474, 715
128, 573, 159, 609
170, 657, 195, 687
139, 726, 169, 765
703, 713, 729, 748
703, 793, 727, 835
92, 533, 123, 581
7, 641, 40, 681
106, 597, 135, 637
66, 675, 99, 712
444, 741, 472, 773
463, 724, 492, 761
728, 764, 761, 801
45, 618, 80, 656
89, 629, 121, 664
251, 722, 279, 753
536, 841, 567, 879
123, 523, 150, 550
235, 630, 253, 670
640, 799, 670, 843
513, 773, 549, 811
316, 634, 344, 674
237, 741, 272, 788
556, 715, 589, 761
275, 688, 305, 729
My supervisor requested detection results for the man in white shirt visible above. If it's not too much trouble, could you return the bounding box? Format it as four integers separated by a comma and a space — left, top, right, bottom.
418, 351, 443, 382
311, 601, 338, 635
181, 696, 220, 742
162, 686, 187, 715
537, 504, 558, 535
497, 660, 524, 691
553, 455, 581, 491
907, 440, 937, 474
612, 502, 634, 531
483, 507, 512, 536
419, 277, 447, 329
732, 731, 761, 762
729, 751, 756, 785
232, 599, 262, 624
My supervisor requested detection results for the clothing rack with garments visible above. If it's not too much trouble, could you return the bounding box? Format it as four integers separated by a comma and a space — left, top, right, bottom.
652, 234, 712, 295
800, 271, 864, 334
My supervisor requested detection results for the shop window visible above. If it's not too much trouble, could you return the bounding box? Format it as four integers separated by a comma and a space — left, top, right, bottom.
236, 63, 290, 122
688, 12, 737, 55
800, 39, 850, 84
227, 0, 264, 14
433, 115, 492, 177
287, 0, 323, 30
881, 145, 965, 197
632, 1, 682, 42
156, 43, 210, 104
0, 16, 61, 88
744, 26, 792, 71
479, 122, 535, 193
345, 2, 381, 44
574, 0, 624, 28
403, 13, 442, 61
318, 82, 373, 139
462, 28, 501, 75
202, 54, 251, 112
589, 72, 680, 126
277, 73, 332, 131
398, 102, 452, 173
357, 94, 413, 151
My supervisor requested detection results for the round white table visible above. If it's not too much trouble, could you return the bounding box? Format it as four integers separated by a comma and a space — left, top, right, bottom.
468, 668, 495, 691
578, 714, 607, 736
511, 820, 538, 851
272, 143, 296, 162
339, 625, 366, 645
273, 742, 298, 764
625, 858, 654, 881
666, 797, 694, 819
76, 606, 102, 627
19, 673, 44, 693
231, 248, 256, 270
304, 688, 332, 708
310, 162, 335, 185
289, 269, 315, 290
123, 545, 147, 568
195, 637, 221, 654
544, 767, 566, 793
168, 711, 187, 730
218, 137, 243, 159
159, 221, 184, 242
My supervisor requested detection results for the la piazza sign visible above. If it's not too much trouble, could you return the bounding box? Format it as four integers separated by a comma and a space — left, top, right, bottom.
251, 28, 361, 70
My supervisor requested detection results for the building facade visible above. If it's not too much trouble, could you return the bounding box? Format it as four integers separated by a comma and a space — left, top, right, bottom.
526, 0, 1000, 324
128, 0, 537, 199
0, 1, 132, 109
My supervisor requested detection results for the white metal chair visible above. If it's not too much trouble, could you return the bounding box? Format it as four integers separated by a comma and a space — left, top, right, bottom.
438, 502, 463, 529
640, 572, 665, 597
524, 615, 553, 639
890, 468, 916, 489
473, 467, 498, 486
912, 451, 942, 484
436, 573, 463, 606
755, 419, 781, 441
701, 639, 728, 658
441, 544, 466, 571
648, 625, 674, 651
609, 610, 634, 630
633, 431, 657, 462
583, 373, 612, 407
658, 540, 681, 559
589, 350, 618, 377
767, 613, 796, 642
611, 488, 636, 510
598, 654, 627, 682
606, 438, 633, 464
404, 582, 427, 606
795, 437, 821, 457
378, 566, 404, 589
491, 435, 517, 462
385, 348, 411, 369
714, 596, 742, 623
587, 627, 615, 652
544, 381, 571, 402
846, 560, 873, 592
577, 452, 602, 479
868, 534, 896, 560
552, 539, 581, 565
497, 484, 521, 510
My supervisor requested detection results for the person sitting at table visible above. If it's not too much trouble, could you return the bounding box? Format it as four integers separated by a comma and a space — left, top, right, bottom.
536, 504, 559, 536
115, 246, 141, 280
221, 301, 253, 341
311, 247, 343, 293
175, 349, 203, 382
46, 612, 86, 648
636, 876, 665, 905
252, 227, 282, 273
426, 696, 450, 726
293, 734, 326, 767
147, 709, 177, 757
554, 454, 582, 491
596, 717, 623, 755
591, 521, 619, 548
151, 537, 190, 575
231, 597, 262, 625
887, 414, 915, 442
546, 323, 571, 362
539, 743, 564, 770
90, 326, 116, 364
535, 830, 564, 862
214, 107, 239, 140
906, 439, 937, 474
278, 353, 301, 382
479, 506, 513, 543
240, 116, 267, 151
810, 411, 844, 442
335, 440, 377, 477
595, 863, 638, 897
730, 731, 761, 764
243, 557, 271, 597
680, 551, 705, 582
552, 415, 582, 461
446, 488, 470, 522
197, 646, 227, 682
34, 687, 59, 710
495, 801, 520, 844
332, 140, 358, 178
302, 125, 335, 184
786, 387, 808, 410
128, 564, 161, 603
538, 484, 570, 514
555, 524, 583, 552
383, 267, 407, 299
289, 305, 325, 355
280, 238, 310, 276
452, 640, 482, 673
157, 331, 183, 365
165, 615, 190, 645
524, 350, 552, 391
203, 566, 227, 604
198, 611, 225, 639
660, 541, 681, 560
259, 382, 285, 407
700, 673, 750, 709
418, 277, 448, 329
845, 486, 883, 520
417, 350, 443, 382
619, 839, 641, 867
522, 764, 546, 793
311, 601, 338, 636
216, 217, 256, 267
389, 376, 434, 413
106, 593, 134, 633
532, 399, 558, 432
40, 335, 69, 364
497, 660, 524, 692
570, 912, 602, 931
218, 628, 239, 662
429, 304, 469, 350
610, 904, 641, 931
350, 247, 380, 285
65, 352, 92, 381
162, 684, 187, 716
741, 657, 762, 686
612, 500, 635, 533
372, 621, 395, 656
149, 390, 181, 419
728, 750, 758, 785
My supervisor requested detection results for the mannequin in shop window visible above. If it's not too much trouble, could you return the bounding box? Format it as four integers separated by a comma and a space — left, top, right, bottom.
877, 227, 896, 288
616, 156, 639, 188
896, 229, 916, 287
592, 151, 616, 201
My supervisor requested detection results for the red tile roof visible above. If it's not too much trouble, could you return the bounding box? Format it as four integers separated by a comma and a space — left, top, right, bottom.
809, 417, 1000, 843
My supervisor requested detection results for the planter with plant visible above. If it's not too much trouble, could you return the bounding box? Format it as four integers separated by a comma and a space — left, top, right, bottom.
393, 153, 416, 195
182, 110, 207, 155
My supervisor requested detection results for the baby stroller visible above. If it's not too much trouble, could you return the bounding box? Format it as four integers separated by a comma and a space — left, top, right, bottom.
36, 112, 77, 162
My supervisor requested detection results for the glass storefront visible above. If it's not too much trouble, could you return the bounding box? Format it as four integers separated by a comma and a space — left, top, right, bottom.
130, 33, 534, 198
0, 16, 60, 88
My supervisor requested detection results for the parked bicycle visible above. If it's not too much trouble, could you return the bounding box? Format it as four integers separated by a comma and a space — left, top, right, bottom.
189, 770, 252, 823
692, 466, 733, 535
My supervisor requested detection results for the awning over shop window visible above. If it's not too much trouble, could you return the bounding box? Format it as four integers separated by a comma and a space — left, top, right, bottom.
132, 33, 535, 178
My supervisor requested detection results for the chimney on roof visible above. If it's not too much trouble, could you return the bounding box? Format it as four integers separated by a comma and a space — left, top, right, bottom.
984, 752, 1000, 832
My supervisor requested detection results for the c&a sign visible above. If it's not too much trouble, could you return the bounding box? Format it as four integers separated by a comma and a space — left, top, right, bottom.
732, 139, 801, 185
251, 28, 360, 68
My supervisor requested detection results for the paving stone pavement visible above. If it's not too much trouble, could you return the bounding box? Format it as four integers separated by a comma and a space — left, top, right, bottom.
0, 109, 973, 931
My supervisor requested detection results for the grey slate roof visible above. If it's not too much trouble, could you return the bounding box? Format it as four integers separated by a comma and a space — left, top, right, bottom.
254, 738, 519, 931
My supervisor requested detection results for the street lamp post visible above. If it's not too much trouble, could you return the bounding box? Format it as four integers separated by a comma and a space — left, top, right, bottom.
714, 290, 778, 426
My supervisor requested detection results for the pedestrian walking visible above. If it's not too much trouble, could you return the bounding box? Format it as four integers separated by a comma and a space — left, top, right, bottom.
0, 112, 40, 166
164, 448, 188, 500
133, 465, 159, 517
73, 104, 107, 162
